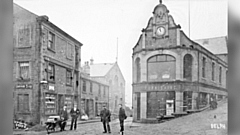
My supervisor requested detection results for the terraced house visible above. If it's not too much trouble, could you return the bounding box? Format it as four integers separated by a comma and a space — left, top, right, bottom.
13, 3, 83, 124
132, 1, 227, 123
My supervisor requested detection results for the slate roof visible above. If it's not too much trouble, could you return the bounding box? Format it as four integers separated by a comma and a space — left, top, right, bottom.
89, 63, 115, 77
194, 36, 228, 54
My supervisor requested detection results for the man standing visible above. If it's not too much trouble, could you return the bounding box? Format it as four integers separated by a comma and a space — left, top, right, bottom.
118, 104, 127, 135
69, 104, 80, 130
60, 105, 68, 131
100, 105, 111, 133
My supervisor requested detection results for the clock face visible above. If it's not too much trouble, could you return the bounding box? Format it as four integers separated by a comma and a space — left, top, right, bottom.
156, 26, 165, 36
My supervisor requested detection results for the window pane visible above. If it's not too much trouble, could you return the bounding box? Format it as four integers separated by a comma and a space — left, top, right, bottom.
19, 62, 30, 79
148, 61, 175, 81
166, 55, 175, 61
148, 56, 157, 62
157, 55, 165, 62
24, 94, 29, 111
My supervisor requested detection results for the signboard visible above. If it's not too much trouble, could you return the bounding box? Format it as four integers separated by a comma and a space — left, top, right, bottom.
134, 83, 198, 92
49, 85, 55, 91
135, 84, 181, 91
16, 84, 33, 89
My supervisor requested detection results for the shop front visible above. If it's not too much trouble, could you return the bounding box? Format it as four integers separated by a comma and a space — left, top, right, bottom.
44, 84, 57, 115
133, 82, 199, 122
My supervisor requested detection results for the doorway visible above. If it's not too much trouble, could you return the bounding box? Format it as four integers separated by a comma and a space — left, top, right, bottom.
183, 91, 192, 111
136, 93, 141, 120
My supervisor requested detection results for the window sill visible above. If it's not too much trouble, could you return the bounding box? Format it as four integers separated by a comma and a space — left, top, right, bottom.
47, 47, 56, 53
82, 91, 87, 94
66, 56, 73, 61
17, 78, 31, 82
17, 111, 31, 114
15, 46, 32, 49
45, 112, 57, 115
66, 84, 73, 87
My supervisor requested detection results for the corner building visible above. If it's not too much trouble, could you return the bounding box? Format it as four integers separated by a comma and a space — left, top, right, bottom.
13, 4, 82, 124
132, 1, 227, 123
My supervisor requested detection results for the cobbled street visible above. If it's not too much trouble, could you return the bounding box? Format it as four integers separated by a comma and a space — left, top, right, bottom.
15, 100, 227, 135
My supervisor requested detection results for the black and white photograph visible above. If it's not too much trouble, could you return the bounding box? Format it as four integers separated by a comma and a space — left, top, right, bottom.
9, 0, 228, 135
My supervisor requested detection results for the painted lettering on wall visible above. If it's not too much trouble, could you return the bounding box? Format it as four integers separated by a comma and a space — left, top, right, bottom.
18, 26, 30, 47
16, 84, 33, 89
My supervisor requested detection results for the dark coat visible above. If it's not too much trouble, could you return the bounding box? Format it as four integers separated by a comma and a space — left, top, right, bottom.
70, 108, 80, 119
100, 108, 111, 122
119, 108, 127, 121
60, 109, 68, 121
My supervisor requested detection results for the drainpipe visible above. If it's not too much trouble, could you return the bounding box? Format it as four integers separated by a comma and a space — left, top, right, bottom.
197, 48, 200, 110
37, 17, 42, 124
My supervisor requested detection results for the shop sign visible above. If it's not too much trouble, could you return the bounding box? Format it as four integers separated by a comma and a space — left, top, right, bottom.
146, 84, 181, 91
16, 84, 33, 89
49, 85, 55, 91
134, 83, 181, 92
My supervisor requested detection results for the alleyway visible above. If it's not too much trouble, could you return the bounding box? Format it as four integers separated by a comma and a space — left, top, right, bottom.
14, 100, 227, 135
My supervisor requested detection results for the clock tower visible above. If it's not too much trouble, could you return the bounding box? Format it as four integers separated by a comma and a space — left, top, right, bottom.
152, 0, 169, 38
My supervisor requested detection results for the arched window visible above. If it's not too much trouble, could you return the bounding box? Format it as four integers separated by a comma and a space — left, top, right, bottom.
135, 58, 141, 82
147, 54, 176, 81
114, 76, 118, 91
183, 54, 193, 81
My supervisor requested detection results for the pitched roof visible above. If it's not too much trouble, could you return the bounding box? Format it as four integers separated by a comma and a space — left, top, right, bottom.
194, 36, 228, 54
89, 63, 115, 77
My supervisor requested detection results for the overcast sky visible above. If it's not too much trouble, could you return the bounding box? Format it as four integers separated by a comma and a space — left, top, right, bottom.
14, 0, 227, 107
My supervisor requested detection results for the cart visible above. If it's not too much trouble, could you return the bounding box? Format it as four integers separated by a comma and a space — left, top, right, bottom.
45, 116, 62, 134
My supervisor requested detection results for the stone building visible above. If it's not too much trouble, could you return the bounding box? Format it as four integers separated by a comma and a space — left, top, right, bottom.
194, 36, 228, 63
82, 60, 125, 114
132, 1, 228, 123
13, 4, 82, 124
80, 72, 109, 118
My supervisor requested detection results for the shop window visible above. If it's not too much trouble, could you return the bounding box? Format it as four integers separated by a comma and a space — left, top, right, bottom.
47, 63, 55, 82
48, 32, 55, 50
147, 91, 175, 118
81, 99, 86, 113
202, 57, 206, 78
198, 92, 208, 109
212, 62, 215, 81
45, 93, 56, 114
65, 96, 73, 112
17, 94, 29, 112
183, 54, 193, 81
18, 62, 30, 80
66, 70, 72, 86
83, 80, 86, 92
135, 58, 141, 82
147, 55, 176, 81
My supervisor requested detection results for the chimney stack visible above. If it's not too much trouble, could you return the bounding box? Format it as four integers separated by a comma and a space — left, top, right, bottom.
90, 58, 94, 65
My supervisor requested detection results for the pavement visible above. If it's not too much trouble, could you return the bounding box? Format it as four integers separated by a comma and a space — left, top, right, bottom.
13, 99, 227, 135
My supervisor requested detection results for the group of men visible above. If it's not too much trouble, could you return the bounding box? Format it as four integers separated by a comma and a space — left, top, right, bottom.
59, 104, 81, 131
59, 104, 127, 135
100, 104, 127, 135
